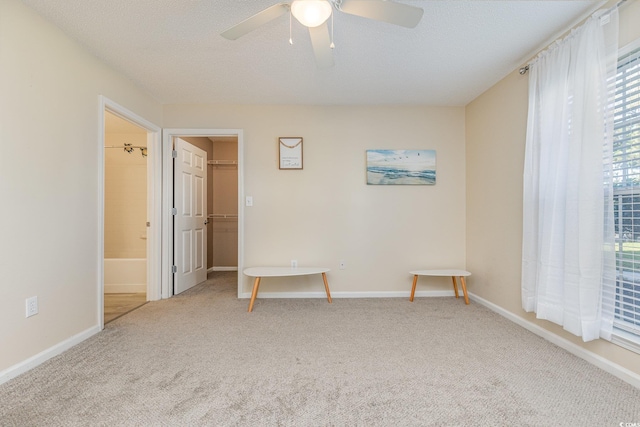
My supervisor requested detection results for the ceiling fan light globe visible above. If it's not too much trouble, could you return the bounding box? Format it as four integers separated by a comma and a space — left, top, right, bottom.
291, 0, 332, 28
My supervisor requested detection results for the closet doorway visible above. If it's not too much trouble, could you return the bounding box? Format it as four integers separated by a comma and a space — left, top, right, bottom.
161, 129, 244, 299
103, 111, 149, 323
174, 136, 239, 293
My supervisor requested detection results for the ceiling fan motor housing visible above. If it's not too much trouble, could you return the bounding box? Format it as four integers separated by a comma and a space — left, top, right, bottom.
290, 0, 333, 28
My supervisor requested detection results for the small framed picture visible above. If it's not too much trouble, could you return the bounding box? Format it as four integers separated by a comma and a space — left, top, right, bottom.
279, 137, 303, 170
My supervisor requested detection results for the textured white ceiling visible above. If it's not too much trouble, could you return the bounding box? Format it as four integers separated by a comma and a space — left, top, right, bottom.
19, 0, 604, 106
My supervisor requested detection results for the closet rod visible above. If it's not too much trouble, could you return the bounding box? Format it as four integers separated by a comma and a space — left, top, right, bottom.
105, 145, 147, 149
105, 144, 148, 156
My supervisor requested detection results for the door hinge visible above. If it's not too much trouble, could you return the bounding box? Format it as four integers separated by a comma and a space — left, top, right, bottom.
171, 208, 177, 215
172, 150, 177, 158
146, 221, 150, 227
172, 265, 177, 274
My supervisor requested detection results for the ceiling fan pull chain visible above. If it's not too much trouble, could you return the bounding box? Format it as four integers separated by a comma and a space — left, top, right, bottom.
330, 8, 335, 49
289, 9, 293, 45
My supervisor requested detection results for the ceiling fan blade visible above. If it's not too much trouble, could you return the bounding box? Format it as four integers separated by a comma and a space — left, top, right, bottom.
221, 3, 290, 40
308, 23, 334, 69
339, 0, 423, 28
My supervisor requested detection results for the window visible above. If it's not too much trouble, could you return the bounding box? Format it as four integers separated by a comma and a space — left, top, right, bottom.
612, 44, 640, 351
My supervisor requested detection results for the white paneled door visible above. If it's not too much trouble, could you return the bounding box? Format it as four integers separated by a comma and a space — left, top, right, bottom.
174, 138, 207, 294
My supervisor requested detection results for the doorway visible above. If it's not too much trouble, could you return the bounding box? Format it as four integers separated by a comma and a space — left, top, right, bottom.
180, 136, 239, 273
99, 97, 162, 329
103, 111, 149, 323
162, 129, 244, 299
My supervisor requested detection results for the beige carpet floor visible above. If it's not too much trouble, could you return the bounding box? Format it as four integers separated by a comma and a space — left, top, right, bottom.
1, 271, 639, 426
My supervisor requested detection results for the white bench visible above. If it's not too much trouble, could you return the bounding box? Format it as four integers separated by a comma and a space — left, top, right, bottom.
243, 267, 332, 312
409, 269, 471, 305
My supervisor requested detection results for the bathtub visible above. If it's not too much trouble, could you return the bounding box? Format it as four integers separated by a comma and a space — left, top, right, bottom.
104, 258, 147, 293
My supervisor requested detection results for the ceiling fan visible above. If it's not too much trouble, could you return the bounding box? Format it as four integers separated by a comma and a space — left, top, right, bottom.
220, 0, 424, 68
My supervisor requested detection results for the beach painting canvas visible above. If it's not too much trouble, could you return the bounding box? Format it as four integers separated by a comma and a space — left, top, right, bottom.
366, 149, 436, 185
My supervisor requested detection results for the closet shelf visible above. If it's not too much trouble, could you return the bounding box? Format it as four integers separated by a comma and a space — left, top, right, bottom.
208, 160, 237, 166
208, 213, 238, 219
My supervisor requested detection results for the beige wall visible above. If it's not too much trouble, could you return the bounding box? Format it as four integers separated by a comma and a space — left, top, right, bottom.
104, 132, 147, 259
465, 0, 640, 377
164, 105, 466, 295
0, 0, 161, 372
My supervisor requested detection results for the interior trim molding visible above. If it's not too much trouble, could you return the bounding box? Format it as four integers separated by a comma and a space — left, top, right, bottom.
0, 326, 101, 386
469, 292, 640, 390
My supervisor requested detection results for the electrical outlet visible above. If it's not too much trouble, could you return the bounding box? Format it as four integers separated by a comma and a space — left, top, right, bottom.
291, 259, 298, 268
26, 296, 38, 318
339, 260, 346, 270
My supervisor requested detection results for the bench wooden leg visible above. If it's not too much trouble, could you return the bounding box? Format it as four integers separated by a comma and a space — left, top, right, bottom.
248, 277, 261, 312
322, 272, 332, 303
451, 276, 459, 299
410, 275, 418, 301
459, 276, 469, 305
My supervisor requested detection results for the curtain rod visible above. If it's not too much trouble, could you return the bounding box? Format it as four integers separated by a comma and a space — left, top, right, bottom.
519, 0, 627, 75
105, 144, 148, 157
105, 145, 146, 149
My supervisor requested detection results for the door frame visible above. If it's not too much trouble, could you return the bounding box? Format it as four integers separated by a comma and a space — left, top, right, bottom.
162, 129, 244, 299
99, 96, 162, 329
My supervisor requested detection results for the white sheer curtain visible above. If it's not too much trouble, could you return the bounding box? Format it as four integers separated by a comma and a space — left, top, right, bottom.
521, 9, 619, 342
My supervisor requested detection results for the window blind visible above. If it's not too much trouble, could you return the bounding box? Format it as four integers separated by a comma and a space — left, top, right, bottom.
612, 46, 640, 339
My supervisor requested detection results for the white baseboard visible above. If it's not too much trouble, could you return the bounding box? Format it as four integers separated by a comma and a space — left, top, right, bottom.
0, 325, 101, 386
468, 292, 640, 390
239, 290, 456, 299
208, 266, 238, 272
104, 284, 146, 293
